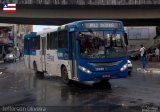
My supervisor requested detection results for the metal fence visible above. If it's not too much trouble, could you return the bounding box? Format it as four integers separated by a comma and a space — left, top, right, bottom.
0, 0, 160, 5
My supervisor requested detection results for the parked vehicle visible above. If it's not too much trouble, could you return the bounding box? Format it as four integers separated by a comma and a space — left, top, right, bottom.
4, 53, 16, 63
128, 49, 140, 61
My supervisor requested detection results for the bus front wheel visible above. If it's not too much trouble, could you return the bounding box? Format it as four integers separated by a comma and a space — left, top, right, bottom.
61, 66, 70, 84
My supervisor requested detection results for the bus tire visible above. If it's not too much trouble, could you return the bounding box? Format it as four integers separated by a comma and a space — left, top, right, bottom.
33, 62, 38, 75
128, 71, 132, 76
33, 62, 44, 78
61, 66, 70, 84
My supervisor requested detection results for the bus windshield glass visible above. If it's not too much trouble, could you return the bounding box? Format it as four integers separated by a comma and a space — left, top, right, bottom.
78, 30, 127, 59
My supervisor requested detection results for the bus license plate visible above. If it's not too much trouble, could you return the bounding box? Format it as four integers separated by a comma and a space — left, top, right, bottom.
102, 75, 111, 78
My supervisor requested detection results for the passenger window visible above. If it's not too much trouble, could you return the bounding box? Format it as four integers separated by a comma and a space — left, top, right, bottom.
58, 30, 68, 48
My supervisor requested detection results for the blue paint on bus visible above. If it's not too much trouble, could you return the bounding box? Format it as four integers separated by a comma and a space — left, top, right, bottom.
24, 32, 37, 55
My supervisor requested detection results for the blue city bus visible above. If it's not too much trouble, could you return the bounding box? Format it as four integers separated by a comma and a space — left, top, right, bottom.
24, 20, 128, 84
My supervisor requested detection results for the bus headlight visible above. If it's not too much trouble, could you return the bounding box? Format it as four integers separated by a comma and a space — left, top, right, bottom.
120, 64, 127, 71
78, 66, 92, 74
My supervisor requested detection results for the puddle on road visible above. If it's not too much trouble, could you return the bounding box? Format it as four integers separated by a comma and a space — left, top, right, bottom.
4, 74, 146, 107
0, 62, 159, 112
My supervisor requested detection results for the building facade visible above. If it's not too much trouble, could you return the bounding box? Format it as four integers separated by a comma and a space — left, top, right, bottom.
0, 23, 14, 59
0, 23, 33, 60
14, 24, 33, 58
125, 26, 156, 51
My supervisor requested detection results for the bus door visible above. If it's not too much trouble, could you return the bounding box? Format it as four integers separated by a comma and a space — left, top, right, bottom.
70, 32, 77, 79
40, 36, 47, 72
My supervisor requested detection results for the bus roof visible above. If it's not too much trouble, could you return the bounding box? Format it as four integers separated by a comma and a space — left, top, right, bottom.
59, 20, 123, 30
63, 20, 122, 25
24, 20, 123, 39
36, 27, 58, 36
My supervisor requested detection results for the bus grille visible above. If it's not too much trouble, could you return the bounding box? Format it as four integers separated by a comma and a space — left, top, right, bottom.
89, 60, 122, 67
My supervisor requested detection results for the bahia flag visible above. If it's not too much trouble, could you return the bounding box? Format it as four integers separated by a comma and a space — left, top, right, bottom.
3, 4, 16, 13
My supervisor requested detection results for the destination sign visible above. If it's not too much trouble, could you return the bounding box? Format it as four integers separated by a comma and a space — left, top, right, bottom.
81, 22, 121, 29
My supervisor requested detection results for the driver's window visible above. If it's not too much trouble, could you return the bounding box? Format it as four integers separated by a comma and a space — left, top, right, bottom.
78, 32, 94, 53
115, 34, 122, 47
78, 33, 85, 53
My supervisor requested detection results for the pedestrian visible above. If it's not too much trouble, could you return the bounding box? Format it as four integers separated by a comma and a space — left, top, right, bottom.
147, 48, 152, 61
139, 44, 147, 72
155, 47, 160, 61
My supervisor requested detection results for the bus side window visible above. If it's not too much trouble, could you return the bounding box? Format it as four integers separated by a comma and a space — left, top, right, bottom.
37, 36, 40, 50
47, 33, 50, 50
24, 38, 29, 54
53, 32, 58, 49
50, 33, 53, 49
30, 38, 33, 50
47, 32, 59, 50
50, 32, 56, 49
58, 30, 68, 48
32, 36, 40, 50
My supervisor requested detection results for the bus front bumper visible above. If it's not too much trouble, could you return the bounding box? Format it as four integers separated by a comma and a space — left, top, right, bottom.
77, 69, 128, 82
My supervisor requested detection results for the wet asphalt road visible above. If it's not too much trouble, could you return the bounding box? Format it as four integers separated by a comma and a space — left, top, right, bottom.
0, 61, 160, 112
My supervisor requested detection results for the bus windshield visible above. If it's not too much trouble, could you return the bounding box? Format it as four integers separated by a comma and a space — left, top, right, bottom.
78, 30, 127, 59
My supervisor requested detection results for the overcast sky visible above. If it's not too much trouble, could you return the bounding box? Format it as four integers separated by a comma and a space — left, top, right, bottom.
33, 25, 58, 32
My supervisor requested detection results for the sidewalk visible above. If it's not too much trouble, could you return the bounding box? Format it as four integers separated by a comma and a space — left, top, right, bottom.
132, 60, 160, 74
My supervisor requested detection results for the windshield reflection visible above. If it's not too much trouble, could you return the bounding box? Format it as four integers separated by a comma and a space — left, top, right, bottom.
78, 31, 127, 58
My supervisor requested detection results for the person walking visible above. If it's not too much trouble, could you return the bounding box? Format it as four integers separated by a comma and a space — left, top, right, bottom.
147, 48, 152, 61
155, 47, 160, 61
140, 44, 147, 72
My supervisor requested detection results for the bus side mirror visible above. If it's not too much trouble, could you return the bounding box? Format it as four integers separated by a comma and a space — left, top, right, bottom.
76, 37, 81, 41
124, 33, 128, 46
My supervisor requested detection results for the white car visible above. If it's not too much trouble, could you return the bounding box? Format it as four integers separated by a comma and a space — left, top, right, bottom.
4, 53, 17, 63
127, 60, 133, 75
